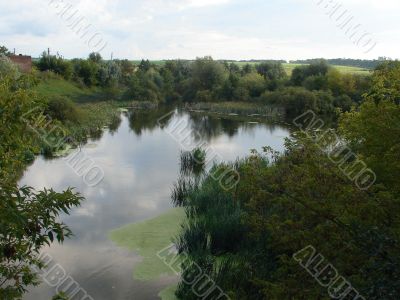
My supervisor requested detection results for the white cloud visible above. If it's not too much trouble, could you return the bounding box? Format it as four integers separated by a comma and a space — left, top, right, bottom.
0, 0, 398, 59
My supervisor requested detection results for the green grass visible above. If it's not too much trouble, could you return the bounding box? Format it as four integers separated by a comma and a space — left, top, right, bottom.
34, 78, 92, 99
332, 65, 371, 75
108, 208, 185, 281
33, 77, 110, 103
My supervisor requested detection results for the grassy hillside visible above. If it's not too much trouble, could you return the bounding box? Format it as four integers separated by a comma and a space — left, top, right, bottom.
33, 77, 108, 103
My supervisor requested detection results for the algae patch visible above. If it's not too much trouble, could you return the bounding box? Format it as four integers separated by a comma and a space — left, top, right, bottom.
158, 284, 178, 300
108, 208, 185, 281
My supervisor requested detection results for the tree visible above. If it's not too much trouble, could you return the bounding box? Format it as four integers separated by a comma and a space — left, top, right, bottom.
339, 61, 400, 194
291, 60, 329, 86
74, 59, 99, 86
241, 63, 254, 75
326, 69, 356, 96
190, 57, 227, 92
98, 60, 122, 87
37, 52, 73, 80
238, 72, 266, 98
256, 62, 286, 81
0, 45, 10, 56
366, 61, 400, 104
0, 76, 83, 299
88, 52, 102, 63
138, 59, 151, 72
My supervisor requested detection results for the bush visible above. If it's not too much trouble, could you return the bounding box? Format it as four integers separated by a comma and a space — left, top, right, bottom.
45, 96, 82, 123
261, 87, 335, 116
238, 72, 266, 98
36, 52, 73, 79
0, 55, 20, 81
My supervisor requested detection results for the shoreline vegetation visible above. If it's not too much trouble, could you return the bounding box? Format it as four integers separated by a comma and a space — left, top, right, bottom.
166, 62, 400, 299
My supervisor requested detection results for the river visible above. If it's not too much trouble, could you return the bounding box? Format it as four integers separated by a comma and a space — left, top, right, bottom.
21, 108, 290, 300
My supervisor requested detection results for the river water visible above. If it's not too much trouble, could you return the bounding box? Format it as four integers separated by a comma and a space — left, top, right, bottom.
21, 109, 290, 300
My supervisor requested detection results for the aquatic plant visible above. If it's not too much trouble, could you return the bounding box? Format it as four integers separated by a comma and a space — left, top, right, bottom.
179, 147, 206, 177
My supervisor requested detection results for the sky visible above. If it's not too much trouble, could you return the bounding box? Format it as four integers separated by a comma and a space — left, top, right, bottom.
0, 0, 399, 60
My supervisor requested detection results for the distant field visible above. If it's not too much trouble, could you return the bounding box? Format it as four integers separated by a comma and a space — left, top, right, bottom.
283, 63, 371, 76
131, 60, 371, 76
131, 60, 165, 65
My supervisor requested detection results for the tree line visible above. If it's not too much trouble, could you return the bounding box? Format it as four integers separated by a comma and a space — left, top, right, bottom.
33, 50, 372, 117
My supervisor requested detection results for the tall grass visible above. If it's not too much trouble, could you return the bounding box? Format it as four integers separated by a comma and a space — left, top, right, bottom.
180, 148, 206, 176
171, 154, 250, 299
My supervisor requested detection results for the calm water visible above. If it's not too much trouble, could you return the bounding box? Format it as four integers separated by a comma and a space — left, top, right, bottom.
21, 109, 290, 300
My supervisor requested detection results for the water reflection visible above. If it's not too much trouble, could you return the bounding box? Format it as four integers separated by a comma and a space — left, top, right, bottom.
21, 110, 290, 300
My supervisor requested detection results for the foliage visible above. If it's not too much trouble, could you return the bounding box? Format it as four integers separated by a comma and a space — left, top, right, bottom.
261, 87, 334, 116
0, 55, 20, 81
31, 50, 372, 117
52, 292, 70, 300
0, 77, 83, 299
172, 63, 400, 299
238, 72, 266, 98
291, 59, 330, 86
36, 52, 73, 80
0, 45, 11, 56
88, 52, 102, 63
45, 96, 82, 123
339, 61, 400, 194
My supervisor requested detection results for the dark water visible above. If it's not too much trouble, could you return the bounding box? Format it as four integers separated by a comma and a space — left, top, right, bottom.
20, 109, 290, 300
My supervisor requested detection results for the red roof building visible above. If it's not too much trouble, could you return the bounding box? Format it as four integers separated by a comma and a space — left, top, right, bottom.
9, 55, 32, 73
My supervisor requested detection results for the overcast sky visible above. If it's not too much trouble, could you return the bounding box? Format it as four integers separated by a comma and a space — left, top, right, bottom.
1, 0, 399, 60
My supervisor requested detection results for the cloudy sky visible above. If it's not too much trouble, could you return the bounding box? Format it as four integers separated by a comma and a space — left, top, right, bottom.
1, 0, 399, 60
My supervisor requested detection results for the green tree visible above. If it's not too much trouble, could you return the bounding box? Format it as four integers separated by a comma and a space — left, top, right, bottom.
88, 52, 102, 63
291, 60, 329, 86
191, 57, 227, 92
74, 59, 99, 86
0, 46, 10, 56
37, 51, 73, 80
339, 61, 400, 194
138, 59, 151, 72
238, 72, 266, 98
0, 77, 83, 299
256, 62, 286, 81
